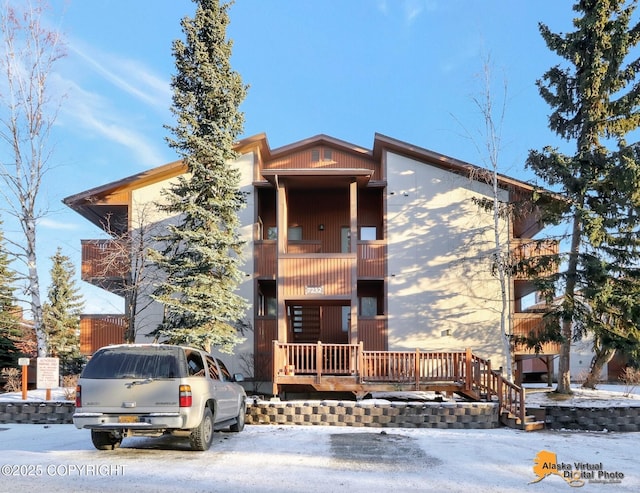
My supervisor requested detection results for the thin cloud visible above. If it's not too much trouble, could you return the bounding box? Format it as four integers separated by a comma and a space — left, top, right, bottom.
377, 0, 437, 24
38, 218, 79, 231
69, 39, 171, 110
59, 78, 168, 167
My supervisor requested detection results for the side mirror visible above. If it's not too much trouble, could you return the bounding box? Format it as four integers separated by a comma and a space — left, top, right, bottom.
233, 373, 245, 382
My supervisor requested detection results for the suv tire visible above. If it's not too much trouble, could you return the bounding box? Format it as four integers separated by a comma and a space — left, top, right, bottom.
190, 406, 214, 451
91, 430, 122, 450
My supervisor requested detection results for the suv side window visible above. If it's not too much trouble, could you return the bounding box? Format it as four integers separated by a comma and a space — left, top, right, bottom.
216, 358, 232, 382
186, 350, 206, 377
205, 356, 220, 380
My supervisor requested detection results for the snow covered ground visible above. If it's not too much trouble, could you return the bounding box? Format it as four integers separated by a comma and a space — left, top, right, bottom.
0, 384, 639, 492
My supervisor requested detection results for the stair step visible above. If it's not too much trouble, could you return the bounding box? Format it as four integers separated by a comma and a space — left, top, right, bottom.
522, 420, 545, 431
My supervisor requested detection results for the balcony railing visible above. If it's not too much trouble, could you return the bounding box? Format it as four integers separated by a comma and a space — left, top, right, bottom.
511, 239, 559, 280
254, 240, 385, 280
273, 343, 526, 425
512, 312, 561, 355
79, 314, 127, 355
81, 239, 129, 284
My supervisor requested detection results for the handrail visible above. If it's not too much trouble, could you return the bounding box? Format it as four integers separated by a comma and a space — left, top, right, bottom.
273, 342, 525, 423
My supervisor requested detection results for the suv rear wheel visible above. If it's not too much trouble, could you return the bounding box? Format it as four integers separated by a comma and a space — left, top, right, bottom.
190, 406, 214, 451
91, 430, 122, 450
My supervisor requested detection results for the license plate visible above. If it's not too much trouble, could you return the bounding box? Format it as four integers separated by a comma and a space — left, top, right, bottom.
118, 415, 139, 423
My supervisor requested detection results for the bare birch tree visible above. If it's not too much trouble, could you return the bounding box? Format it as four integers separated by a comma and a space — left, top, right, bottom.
96, 205, 163, 343
456, 58, 514, 381
0, 0, 65, 357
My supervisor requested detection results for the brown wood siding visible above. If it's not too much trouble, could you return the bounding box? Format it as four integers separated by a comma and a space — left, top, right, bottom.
357, 242, 385, 278
358, 318, 387, 350
80, 315, 126, 356
288, 189, 349, 253
255, 318, 277, 380
255, 241, 276, 277
280, 256, 353, 298
358, 188, 383, 233
321, 306, 349, 343
264, 148, 381, 181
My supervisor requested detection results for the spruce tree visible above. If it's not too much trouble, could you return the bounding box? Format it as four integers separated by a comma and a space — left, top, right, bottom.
150, 0, 248, 352
0, 217, 21, 367
42, 247, 84, 374
527, 0, 640, 393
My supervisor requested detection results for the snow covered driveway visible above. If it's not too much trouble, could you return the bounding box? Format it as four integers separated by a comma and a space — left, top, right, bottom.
0, 423, 638, 492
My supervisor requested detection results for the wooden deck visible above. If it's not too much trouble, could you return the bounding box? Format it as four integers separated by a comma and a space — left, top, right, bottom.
273, 342, 539, 430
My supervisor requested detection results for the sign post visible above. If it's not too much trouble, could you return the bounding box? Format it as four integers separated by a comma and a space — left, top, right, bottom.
37, 357, 59, 401
18, 358, 30, 400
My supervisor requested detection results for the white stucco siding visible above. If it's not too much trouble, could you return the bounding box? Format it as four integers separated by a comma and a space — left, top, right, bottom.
386, 152, 510, 368
126, 152, 256, 376
229, 151, 256, 374
130, 178, 182, 343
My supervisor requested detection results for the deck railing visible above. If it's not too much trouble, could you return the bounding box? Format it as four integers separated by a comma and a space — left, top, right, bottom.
273, 342, 525, 424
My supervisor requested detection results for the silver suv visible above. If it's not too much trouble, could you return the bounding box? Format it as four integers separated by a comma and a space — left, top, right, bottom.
73, 344, 246, 451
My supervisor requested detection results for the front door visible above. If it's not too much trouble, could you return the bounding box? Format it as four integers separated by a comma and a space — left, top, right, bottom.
288, 305, 321, 342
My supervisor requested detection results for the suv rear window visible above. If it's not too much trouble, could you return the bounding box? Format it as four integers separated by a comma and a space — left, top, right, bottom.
81, 346, 187, 379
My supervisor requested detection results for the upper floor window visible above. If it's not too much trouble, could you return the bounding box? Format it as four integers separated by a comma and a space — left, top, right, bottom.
311, 148, 333, 162
360, 227, 377, 241
288, 226, 302, 241
266, 226, 303, 240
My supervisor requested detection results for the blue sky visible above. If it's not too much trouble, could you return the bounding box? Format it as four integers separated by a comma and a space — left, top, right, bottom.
2, 0, 580, 314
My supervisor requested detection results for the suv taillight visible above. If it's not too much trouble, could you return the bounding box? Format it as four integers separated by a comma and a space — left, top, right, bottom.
179, 385, 192, 407
75, 385, 81, 407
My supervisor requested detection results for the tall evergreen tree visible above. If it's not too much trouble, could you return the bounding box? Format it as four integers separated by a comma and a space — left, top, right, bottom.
42, 247, 84, 374
527, 0, 640, 393
0, 217, 21, 368
150, 0, 248, 352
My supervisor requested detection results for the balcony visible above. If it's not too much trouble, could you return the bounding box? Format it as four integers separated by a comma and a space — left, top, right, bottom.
511, 239, 559, 280
81, 239, 129, 294
512, 312, 561, 355
254, 240, 385, 280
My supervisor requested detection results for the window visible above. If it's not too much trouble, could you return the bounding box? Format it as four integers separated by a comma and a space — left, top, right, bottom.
341, 306, 350, 332
359, 297, 377, 317
288, 226, 302, 241
205, 356, 220, 379
186, 350, 206, 377
311, 148, 332, 162
360, 227, 377, 241
267, 226, 277, 240
216, 359, 233, 381
341, 227, 351, 253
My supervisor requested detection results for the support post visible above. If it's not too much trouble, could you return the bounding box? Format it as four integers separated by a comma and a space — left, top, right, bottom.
465, 348, 472, 392
415, 349, 420, 390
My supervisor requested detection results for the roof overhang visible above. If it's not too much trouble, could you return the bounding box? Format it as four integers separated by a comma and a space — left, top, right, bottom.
261, 168, 374, 188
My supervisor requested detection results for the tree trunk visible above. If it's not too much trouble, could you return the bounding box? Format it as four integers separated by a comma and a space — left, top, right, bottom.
556, 213, 582, 394
583, 346, 616, 389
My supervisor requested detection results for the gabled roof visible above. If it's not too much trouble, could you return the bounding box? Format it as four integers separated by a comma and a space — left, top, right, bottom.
372, 133, 538, 194
63, 132, 547, 230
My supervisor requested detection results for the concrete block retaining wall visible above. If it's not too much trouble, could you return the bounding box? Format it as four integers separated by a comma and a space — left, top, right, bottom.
540, 406, 640, 432
2, 400, 640, 432
0, 402, 75, 424
245, 401, 500, 429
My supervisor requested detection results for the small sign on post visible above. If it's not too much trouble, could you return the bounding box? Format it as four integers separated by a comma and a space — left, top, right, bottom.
37, 357, 59, 401
18, 358, 30, 400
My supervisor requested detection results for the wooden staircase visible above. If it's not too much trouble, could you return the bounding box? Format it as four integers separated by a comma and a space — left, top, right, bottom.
500, 409, 545, 431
